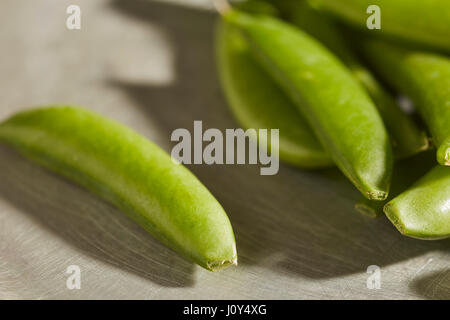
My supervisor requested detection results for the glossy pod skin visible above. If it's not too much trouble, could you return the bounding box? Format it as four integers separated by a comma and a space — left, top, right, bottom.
225, 10, 393, 200
384, 165, 450, 240
361, 39, 450, 166
215, 20, 333, 168
310, 0, 450, 52
355, 151, 436, 218
0, 106, 237, 271
275, 0, 429, 159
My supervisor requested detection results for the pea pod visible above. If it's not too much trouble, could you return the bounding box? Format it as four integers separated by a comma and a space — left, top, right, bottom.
310, 0, 450, 52
355, 151, 436, 218
384, 165, 450, 240
275, 0, 428, 159
224, 10, 393, 200
0, 106, 237, 271
361, 39, 450, 166
236, 0, 279, 16
215, 20, 332, 168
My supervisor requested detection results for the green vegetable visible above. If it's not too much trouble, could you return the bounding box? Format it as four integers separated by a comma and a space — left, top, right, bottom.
0, 106, 237, 271
311, 0, 450, 52
215, 20, 333, 168
384, 165, 450, 240
224, 10, 393, 200
361, 39, 450, 166
355, 151, 436, 218
237, 0, 280, 16
275, 0, 429, 159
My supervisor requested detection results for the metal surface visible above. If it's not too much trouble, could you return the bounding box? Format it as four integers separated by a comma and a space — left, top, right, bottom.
0, 0, 449, 299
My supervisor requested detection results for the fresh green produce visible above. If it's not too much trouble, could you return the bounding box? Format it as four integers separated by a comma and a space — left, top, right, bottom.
275, 0, 428, 159
361, 39, 450, 166
224, 9, 393, 200
237, 0, 279, 16
310, 0, 450, 52
384, 165, 450, 240
216, 20, 333, 168
0, 106, 237, 271
355, 151, 436, 218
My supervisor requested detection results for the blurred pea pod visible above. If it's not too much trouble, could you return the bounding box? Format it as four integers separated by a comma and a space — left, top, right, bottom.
274, 0, 429, 159
385, 165, 450, 240
361, 39, 450, 166
310, 0, 450, 53
223, 9, 393, 200
216, 20, 333, 168
355, 151, 436, 218
236, 0, 279, 15
0, 106, 237, 271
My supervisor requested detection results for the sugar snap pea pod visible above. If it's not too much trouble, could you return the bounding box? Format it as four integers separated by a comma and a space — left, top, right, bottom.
237, 0, 279, 16
384, 165, 450, 240
274, 0, 429, 159
0, 106, 237, 271
355, 151, 436, 218
310, 0, 450, 53
224, 10, 393, 200
361, 39, 450, 166
216, 21, 333, 168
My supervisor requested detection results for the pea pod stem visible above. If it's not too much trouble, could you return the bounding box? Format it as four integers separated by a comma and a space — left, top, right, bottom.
384, 165, 450, 240
215, 19, 333, 168
224, 9, 393, 200
275, 0, 429, 159
0, 106, 237, 271
360, 39, 450, 166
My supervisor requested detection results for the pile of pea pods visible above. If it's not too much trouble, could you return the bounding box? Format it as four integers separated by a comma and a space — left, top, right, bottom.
216, 0, 450, 240
1, 0, 450, 273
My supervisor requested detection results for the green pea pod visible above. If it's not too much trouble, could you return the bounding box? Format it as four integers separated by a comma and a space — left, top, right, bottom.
355, 151, 436, 218
224, 10, 393, 200
361, 39, 450, 166
236, 0, 280, 16
215, 20, 333, 168
0, 106, 237, 271
310, 0, 450, 53
384, 165, 450, 240
275, 0, 429, 159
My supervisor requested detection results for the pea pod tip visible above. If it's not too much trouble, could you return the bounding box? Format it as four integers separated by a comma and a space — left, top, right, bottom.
206, 242, 238, 272
366, 190, 388, 201
383, 202, 406, 234
437, 143, 450, 166
207, 256, 238, 272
